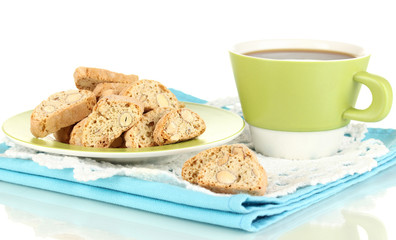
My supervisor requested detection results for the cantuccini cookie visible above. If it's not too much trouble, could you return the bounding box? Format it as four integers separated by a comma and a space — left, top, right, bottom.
182, 144, 268, 196
53, 125, 75, 144
30, 90, 96, 138
153, 108, 206, 145
121, 79, 181, 112
69, 118, 87, 146
124, 107, 173, 148
31, 67, 201, 149
110, 134, 126, 148
74, 67, 138, 91
80, 95, 143, 148
93, 82, 132, 100
70, 118, 125, 148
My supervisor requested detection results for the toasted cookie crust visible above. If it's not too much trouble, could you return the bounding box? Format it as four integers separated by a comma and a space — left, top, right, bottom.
93, 82, 132, 100
74, 67, 138, 91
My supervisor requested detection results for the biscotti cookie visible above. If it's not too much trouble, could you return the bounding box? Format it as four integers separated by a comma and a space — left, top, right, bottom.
80, 95, 143, 148
182, 144, 237, 185
74, 67, 138, 91
110, 134, 126, 148
124, 107, 173, 148
182, 144, 268, 196
93, 82, 132, 100
70, 118, 125, 148
69, 118, 87, 146
121, 79, 181, 112
54, 125, 75, 144
153, 108, 206, 145
30, 90, 96, 138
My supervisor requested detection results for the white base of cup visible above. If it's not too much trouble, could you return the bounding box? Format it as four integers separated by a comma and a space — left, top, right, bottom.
249, 125, 347, 160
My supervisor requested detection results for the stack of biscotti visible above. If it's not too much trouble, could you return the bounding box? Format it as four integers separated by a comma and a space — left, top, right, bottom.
30, 66, 206, 148
182, 144, 268, 196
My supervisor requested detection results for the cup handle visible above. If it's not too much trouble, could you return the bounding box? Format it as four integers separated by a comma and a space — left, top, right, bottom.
343, 71, 393, 122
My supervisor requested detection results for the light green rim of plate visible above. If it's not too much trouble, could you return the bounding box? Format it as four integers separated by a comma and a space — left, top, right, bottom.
2, 102, 245, 154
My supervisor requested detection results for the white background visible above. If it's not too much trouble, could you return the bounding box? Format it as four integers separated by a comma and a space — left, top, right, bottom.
0, 1, 395, 239
0, 0, 395, 128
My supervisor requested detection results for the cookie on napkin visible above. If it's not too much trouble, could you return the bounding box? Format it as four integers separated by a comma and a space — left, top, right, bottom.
182, 144, 268, 196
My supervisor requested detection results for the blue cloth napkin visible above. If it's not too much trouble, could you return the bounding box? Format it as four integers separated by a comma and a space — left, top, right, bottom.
0, 90, 396, 232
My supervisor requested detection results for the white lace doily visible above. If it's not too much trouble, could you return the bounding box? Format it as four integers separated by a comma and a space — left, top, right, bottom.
0, 98, 390, 198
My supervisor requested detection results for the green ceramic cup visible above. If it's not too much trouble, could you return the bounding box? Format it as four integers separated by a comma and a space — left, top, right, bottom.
229, 39, 392, 159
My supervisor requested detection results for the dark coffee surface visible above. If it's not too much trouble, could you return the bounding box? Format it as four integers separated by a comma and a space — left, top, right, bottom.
244, 49, 355, 60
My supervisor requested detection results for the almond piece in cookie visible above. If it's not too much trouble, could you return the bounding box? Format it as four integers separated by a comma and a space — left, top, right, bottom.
74, 67, 138, 91
120, 79, 181, 112
181, 144, 231, 184
124, 107, 173, 148
182, 144, 267, 196
30, 90, 96, 138
153, 108, 206, 145
80, 95, 143, 148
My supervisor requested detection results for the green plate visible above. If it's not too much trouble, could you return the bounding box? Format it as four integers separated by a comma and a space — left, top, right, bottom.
2, 103, 245, 163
